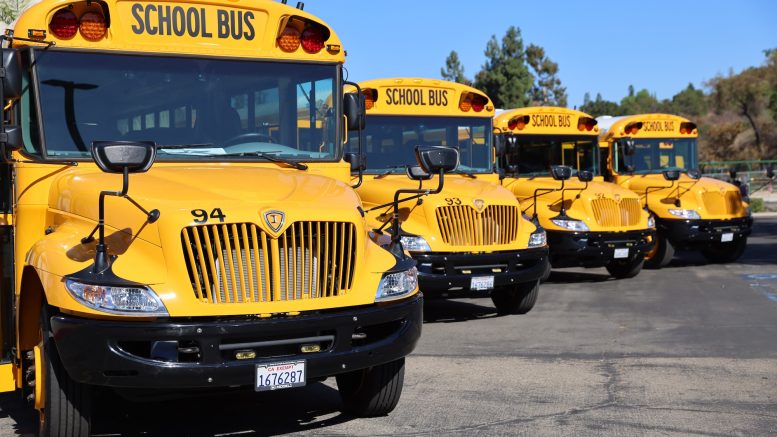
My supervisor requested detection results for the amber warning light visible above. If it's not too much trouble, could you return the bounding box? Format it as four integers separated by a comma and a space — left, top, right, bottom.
507, 115, 530, 131
49, 8, 107, 41
277, 18, 329, 54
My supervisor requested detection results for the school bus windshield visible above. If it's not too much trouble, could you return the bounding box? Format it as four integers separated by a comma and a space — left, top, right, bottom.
502, 136, 599, 177
350, 116, 492, 174
26, 50, 339, 161
616, 138, 697, 174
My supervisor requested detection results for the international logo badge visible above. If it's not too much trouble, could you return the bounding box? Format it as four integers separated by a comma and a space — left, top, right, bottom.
473, 199, 485, 212
264, 210, 285, 233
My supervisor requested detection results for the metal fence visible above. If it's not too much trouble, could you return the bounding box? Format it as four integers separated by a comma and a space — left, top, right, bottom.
700, 160, 777, 197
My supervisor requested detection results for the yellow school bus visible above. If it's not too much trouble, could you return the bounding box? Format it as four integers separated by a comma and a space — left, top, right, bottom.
0, 1, 427, 433
598, 114, 752, 267
493, 107, 654, 279
348, 78, 549, 314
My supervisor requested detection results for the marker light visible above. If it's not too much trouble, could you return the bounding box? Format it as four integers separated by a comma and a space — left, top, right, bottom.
49, 9, 78, 39
507, 115, 529, 131
278, 26, 301, 52
301, 26, 326, 53
79, 12, 107, 41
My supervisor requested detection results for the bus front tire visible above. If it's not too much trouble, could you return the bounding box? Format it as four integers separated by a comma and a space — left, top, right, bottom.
336, 358, 405, 417
702, 237, 748, 263
645, 234, 674, 269
491, 280, 540, 315
39, 306, 92, 437
606, 256, 645, 279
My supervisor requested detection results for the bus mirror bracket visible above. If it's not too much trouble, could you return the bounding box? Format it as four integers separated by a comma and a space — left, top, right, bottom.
344, 152, 366, 173
344, 81, 366, 189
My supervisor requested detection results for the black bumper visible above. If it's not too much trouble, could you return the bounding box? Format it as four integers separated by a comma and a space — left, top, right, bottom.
659, 216, 753, 248
411, 247, 548, 296
547, 229, 655, 268
49, 294, 423, 389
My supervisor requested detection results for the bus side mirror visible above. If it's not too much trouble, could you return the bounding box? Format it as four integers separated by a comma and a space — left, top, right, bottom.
663, 170, 680, 181
343, 152, 366, 173
415, 146, 459, 174
343, 93, 366, 132
687, 168, 702, 180
550, 165, 572, 181
767, 166, 775, 179
0, 126, 22, 151
728, 168, 737, 180
406, 165, 432, 181
621, 139, 635, 156
2, 49, 22, 100
578, 170, 594, 182
92, 141, 156, 174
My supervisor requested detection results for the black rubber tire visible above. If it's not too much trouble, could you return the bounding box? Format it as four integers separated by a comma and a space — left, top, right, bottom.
491, 280, 540, 315
702, 237, 748, 263
39, 306, 92, 437
337, 358, 405, 417
606, 256, 645, 279
644, 233, 675, 269
539, 262, 552, 283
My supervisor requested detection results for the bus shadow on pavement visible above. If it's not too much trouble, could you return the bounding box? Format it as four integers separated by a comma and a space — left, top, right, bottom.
545, 270, 610, 283
0, 392, 39, 436
423, 299, 498, 323
89, 382, 352, 436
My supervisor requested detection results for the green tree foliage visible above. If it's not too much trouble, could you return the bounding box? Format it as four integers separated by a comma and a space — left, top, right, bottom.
526, 44, 567, 107
473, 26, 533, 108
1, 0, 27, 24
667, 83, 708, 117
440, 51, 471, 86
579, 93, 621, 117
619, 87, 661, 114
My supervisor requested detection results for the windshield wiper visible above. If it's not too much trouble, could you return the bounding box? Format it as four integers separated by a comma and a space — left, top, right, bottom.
216, 151, 309, 170
157, 143, 216, 150
375, 165, 407, 179
452, 169, 476, 178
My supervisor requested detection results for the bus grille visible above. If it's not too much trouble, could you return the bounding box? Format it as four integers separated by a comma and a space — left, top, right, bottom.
702, 191, 744, 215
435, 205, 519, 246
591, 198, 642, 227
181, 222, 356, 304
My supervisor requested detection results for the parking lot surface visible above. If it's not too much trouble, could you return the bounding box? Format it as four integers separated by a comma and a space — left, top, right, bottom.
1, 216, 776, 436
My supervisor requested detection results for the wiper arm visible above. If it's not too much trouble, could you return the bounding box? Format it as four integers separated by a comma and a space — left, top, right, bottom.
216, 151, 309, 170
375, 165, 407, 179
452, 170, 476, 178
157, 143, 216, 150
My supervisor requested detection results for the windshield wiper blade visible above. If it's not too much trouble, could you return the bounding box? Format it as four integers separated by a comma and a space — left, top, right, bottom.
157, 143, 216, 150
216, 151, 308, 170
375, 165, 407, 179
452, 170, 476, 178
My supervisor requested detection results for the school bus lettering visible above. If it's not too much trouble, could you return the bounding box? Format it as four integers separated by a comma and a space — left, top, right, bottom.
530, 114, 571, 128
130, 4, 255, 40
385, 88, 448, 107
642, 120, 675, 132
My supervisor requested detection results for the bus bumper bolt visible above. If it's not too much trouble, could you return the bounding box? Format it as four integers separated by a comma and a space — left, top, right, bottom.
207, 377, 213, 383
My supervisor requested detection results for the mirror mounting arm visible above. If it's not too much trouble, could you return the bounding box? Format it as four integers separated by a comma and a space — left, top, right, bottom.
644, 181, 676, 211
387, 169, 445, 256
344, 80, 364, 189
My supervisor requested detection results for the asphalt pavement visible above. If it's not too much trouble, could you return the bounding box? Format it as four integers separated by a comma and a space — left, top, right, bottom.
1, 216, 776, 436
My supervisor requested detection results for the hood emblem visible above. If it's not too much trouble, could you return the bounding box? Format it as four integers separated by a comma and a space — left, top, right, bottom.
613, 194, 621, 202
473, 199, 485, 212
264, 210, 285, 233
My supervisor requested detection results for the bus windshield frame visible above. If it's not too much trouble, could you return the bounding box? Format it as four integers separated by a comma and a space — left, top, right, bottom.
23, 49, 343, 163
501, 134, 600, 177
615, 138, 698, 174
349, 115, 493, 175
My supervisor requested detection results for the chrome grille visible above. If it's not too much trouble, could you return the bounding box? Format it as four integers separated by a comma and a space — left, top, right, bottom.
591, 198, 642, 227
182, 222, 356, 304
435, 205, 519, 246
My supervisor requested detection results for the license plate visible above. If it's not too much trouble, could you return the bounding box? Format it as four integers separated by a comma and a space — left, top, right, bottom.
255, 360, 306, 392
721, 233, 734, 242
614, 248, 629, 259
471, 276, 494, 291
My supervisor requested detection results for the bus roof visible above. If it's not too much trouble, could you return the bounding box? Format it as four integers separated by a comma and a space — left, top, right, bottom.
493, 106, 599, 136
10, 0, 345, 62
597, 113, 698, 140
353, 78, 494, 117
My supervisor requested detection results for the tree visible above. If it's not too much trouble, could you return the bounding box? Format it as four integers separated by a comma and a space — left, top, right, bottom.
669, 83, 708, 117
473, 26, 533, 108
709, 68, 770, 156
620, 88, 661, 115
526, 44, 567, 107
440, 51, 471, 86
579, 93, 621, 117
1, 0, 27, 24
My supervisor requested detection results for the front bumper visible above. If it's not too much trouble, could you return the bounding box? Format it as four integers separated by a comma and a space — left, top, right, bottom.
50, 294, 423, 389
411, 247, 549, 296
659, 216, 753, 248
546, 229, 655, 268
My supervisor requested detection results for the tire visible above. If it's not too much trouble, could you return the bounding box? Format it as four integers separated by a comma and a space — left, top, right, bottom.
539, 262, 552, 283
337, 358, 405, 417
644, 233, 674, 269
702, 237, 748, 263
490, 280, 540, 315
606, 256, 644, 279
39, 306, 92, 437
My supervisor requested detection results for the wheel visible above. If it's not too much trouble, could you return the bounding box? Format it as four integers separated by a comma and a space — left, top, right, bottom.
539, 262, 552, 283
336, 358, 405, 417
490, 280, 540, 315
644, 233, 674, 269
606, 256, 644, 279
38, 306, 92, 437
702, 237, 748, 263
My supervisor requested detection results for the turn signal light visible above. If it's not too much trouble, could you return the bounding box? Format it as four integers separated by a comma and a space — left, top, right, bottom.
49, 9, 78, 39
79, 11, 106, 41
507, 115, 530, 131
278, 26, 301, 52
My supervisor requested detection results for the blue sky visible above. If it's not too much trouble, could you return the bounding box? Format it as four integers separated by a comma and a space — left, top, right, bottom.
305, 1, 777, 108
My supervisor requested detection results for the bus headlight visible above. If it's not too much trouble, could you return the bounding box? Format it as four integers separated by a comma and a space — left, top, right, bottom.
528, 229, 546, 247
65, 279, 169, 316
375, 267, 418, 302
550, 218, 589, 232
647, 214, 656, 228
400, 235, 431, 252
668, 209, 701, 220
